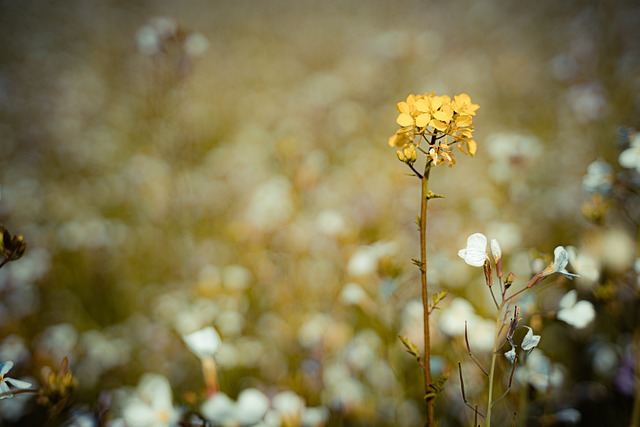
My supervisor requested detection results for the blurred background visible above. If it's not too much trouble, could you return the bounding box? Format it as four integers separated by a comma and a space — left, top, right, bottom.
0, 0, 639, 425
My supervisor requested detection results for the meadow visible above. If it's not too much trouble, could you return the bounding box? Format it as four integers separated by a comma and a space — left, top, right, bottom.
0, 1, 639, 426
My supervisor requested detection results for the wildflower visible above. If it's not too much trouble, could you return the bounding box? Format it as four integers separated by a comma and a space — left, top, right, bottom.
182, 327, 221, 359
581, 159, 614, 194
556, 290, 595, 329
0, 361, 32, 399
183, 327, 221, 396
541, 246, 579, 279
122, 374, 180, 427
521, 327, 541, 351
515, 349, 564, 392
458, 233, 488, 267
388, 92, 479, 166
200, 388, 270, 426
619, 132, 640, 173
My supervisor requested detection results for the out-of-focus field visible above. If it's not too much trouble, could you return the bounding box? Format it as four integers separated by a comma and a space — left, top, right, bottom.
0, 0, 639, 425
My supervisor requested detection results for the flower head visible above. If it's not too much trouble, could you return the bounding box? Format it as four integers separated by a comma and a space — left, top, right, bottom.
122, 374, 180, 427
182, 326, 221, 359
0, 361, 32, 399
541, 247, 579, 279
388, 92, 479, 166
458, 233, 488, 267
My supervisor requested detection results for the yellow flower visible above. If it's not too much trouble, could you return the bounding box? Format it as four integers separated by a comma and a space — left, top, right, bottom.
388, 91, 479, 167
452, 93, 480, 116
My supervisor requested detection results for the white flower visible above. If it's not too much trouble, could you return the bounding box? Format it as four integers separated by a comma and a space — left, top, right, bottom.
458, 233, 488, 267
582, 159, 614, 194
122, 374, 180, 427
200, 388, 270, 426
521, 327, 541, 351
619, 133, 640, 173
557, 290, 595, 329
0, 361, 32, 399
182, 327, 221, 359
515, 349, 564, 392
504, 347, 517, 364
542, 246, 579, 279
490, 239, 502, 263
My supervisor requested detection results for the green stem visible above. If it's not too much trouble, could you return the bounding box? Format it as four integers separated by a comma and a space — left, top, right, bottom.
486, 305, 505, 427
420, 163, 435, 426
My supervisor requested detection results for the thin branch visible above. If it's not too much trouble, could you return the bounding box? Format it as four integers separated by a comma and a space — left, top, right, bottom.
458, 362, 486, 419
465, 321, 489, 376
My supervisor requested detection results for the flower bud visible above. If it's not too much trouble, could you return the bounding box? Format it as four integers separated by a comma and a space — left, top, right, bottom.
504, 272, 515, 289
483, 259, 492, 287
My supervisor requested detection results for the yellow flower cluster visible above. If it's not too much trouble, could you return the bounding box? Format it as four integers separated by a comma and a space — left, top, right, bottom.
388, 92, 479, 166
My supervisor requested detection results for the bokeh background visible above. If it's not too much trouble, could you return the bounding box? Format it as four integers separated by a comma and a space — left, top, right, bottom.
0, 0, 639, 425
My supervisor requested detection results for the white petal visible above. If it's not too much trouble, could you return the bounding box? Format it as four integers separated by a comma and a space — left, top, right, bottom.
521, 327, 541, 351
490, 239, 502, 262
235, 388, 270, 424
553, 246, 569, 270
5, 378, 32, 389
504, 347, 516, 364
183, 327, 221, 359
0, 361, 13, 376
0, 381, 12, 399
459, 233, 488, 267
558, 290, 577, 310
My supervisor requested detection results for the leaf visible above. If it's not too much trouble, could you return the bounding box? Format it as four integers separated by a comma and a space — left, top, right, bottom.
431, 290, 448, 307
424, 374, 449, 401
399, 335, 420, 359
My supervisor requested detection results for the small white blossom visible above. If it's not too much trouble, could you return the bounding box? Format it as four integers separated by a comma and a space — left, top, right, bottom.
182, 327, 221, 359
542, 247, 579, 279
557, 290, 595, 329
490, 239, 502, 263
504, 347, 517, 364
458, 233, 488, 267
521, 327, 541, 351
0, 361, 32, 399
619, 133, 640, 173
122, 374, 180, 427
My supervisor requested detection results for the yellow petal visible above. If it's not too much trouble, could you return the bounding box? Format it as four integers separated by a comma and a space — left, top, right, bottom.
415, 99, 429, 113
396, 113, 414, 127
397, 101, 411, 114
416, 113, 430, 128
455, 115, 473, 127
468, 139, 477, 156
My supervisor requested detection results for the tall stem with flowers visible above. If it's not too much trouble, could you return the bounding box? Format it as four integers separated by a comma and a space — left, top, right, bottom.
388, 92, 479, 426
458, 234, 578, 426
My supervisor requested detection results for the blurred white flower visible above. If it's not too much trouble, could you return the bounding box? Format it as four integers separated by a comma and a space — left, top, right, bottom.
458, 233, 488, 267
122, 374, 180, 427
515, 349, 564, 392
555, 408, 581, 424
0, 361, 32, 399
200, 388, 269, 426
619, 133, 640, 173
541, 246, 578, 279
582, 159, 614, 194
182, 327, 221, 359
438, 298, 475, 336
557, 290, 595, 329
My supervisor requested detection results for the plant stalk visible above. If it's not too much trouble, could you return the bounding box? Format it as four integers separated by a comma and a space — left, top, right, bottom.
486, 306, 504, 427
420, 163, 434, 426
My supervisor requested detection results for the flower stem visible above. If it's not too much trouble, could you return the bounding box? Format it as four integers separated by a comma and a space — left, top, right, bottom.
486, 305, 505, 427
420, 163, 435, 426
